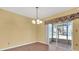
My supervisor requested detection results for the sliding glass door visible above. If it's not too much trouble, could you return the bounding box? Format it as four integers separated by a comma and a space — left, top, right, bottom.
57, 22, 72, 50
48, 21, 72, 51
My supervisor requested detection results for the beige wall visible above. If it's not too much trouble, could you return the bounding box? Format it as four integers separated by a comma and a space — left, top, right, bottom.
37, 22, 47, 44
0, 9, 37, 49
73, 18, 79, 50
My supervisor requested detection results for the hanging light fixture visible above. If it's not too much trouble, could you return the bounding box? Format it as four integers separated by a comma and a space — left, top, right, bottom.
32, 7, 42, 24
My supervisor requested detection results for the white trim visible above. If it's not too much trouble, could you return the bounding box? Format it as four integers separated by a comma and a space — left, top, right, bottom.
0, 41, 37, 51
46, 24, 50, 51
71, 21, 73, 51
0, 41, 48, 51
37, 41, 48, 45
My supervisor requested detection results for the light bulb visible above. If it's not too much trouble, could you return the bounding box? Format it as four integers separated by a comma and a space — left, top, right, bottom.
37, 19, 40, 22
32, 20, 36, 24
40, 20, 42, 24
37, 19, 40, 24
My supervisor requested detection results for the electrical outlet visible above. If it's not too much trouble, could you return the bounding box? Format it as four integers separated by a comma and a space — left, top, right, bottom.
75, 43, 78, 46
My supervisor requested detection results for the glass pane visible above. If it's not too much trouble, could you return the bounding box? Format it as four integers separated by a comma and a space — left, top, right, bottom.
68, 22, 72, 40
57, 22, 72, 50
58, 25, 67, 39
48, 24, 52, 38
48, 24, 53, 44
53, 25, 57, 39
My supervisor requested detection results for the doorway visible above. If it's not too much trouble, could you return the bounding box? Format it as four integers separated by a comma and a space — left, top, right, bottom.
47, 21, 73, 51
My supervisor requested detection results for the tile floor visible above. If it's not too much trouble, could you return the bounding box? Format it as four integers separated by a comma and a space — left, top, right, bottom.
49, 42, 72, 51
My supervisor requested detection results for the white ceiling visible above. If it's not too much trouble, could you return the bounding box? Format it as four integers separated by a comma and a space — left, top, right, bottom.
1, 7, 73, 19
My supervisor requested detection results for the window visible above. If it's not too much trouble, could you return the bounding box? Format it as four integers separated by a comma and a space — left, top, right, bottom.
47, 21, 72, 40
53, 21, 72, 40
48, 24, 52, 38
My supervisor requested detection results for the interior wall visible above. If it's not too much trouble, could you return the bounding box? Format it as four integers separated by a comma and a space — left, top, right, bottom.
0, 9, 37, 49
37, 22, 47, 44
73, 18, 79, 50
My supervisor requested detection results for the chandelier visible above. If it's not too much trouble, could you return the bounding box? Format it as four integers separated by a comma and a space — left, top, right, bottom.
32, 7, 42, 24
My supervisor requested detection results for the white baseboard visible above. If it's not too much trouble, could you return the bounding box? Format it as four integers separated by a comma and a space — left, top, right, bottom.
38, 41, 48, 45
0, 41, 37, 51
0, 41, 48, 51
